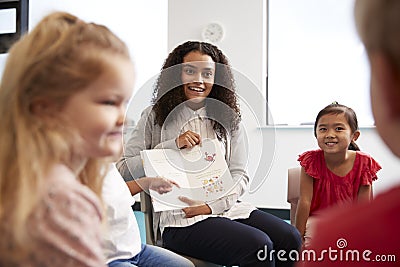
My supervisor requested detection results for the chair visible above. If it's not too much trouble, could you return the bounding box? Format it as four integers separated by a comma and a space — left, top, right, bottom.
287, 167, 301, 225
286, 167, 375, 224
140, 191, 224, 267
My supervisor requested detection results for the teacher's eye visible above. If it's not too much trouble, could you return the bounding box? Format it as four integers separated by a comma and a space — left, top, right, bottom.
101, 100, 117, 106
202, 71, 214, 79
183, 67, 196, 75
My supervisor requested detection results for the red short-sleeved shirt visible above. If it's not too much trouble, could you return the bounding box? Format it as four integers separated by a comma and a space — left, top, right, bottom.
298, 149, 381, 216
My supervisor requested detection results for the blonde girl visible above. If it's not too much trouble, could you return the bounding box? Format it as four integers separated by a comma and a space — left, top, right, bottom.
0, 12, 134, 266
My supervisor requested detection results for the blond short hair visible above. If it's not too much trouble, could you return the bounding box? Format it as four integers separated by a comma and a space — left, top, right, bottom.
354, 0, 400, 71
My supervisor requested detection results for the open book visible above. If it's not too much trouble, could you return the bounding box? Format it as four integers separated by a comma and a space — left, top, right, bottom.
140, 139, 235, 211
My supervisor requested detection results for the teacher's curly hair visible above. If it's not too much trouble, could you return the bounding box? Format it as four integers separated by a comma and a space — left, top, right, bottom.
151, 41, 241, 138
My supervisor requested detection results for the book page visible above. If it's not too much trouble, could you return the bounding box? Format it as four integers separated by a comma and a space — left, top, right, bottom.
140, 139, 234, 211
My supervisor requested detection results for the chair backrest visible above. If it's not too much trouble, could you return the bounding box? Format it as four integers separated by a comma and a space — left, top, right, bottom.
140, 191, 156, 245
139, 191, 224, 267
287, 167, 301, 225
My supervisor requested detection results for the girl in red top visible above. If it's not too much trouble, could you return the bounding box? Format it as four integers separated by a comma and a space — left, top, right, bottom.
295, 102, 381, 247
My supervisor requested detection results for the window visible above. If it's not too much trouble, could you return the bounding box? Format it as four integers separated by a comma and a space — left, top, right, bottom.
0, 8, 16, 34
0, 0, 28, 54
267, 0, 373, 126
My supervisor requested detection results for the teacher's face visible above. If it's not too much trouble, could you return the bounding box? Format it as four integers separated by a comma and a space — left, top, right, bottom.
181, 51, 215, 104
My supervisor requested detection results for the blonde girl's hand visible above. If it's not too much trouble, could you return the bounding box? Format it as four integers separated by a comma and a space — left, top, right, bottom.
149, 177, 179, 194
175, 130, 201, 149
178, 196, 211, 218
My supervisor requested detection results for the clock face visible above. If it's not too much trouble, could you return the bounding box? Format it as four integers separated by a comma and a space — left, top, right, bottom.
202, 23, 224, 43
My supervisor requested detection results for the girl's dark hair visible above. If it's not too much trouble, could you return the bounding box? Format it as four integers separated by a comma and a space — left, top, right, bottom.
314, 102, 360, 151
151, 41, 241, 137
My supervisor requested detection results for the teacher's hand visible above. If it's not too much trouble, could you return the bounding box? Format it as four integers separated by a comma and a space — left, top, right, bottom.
179, 196, 211, 218
176, 130, 201, 149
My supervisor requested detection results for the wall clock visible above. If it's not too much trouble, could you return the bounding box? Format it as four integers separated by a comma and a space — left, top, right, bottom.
202, 22, 224, 43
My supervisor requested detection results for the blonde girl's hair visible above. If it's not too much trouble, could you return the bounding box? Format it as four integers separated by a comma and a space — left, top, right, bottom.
354, 0, 400, 72
0, 11, 130, 260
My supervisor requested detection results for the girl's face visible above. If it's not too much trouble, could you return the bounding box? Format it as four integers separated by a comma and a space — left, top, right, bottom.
61, 55, 135, 159
315, 113, 359, 154
181, 51, 215, 105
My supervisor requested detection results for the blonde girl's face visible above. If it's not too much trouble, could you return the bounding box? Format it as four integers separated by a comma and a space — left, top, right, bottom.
315, 113, 358, 154
61, 54, 135, 159
181, 51, 215, 104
